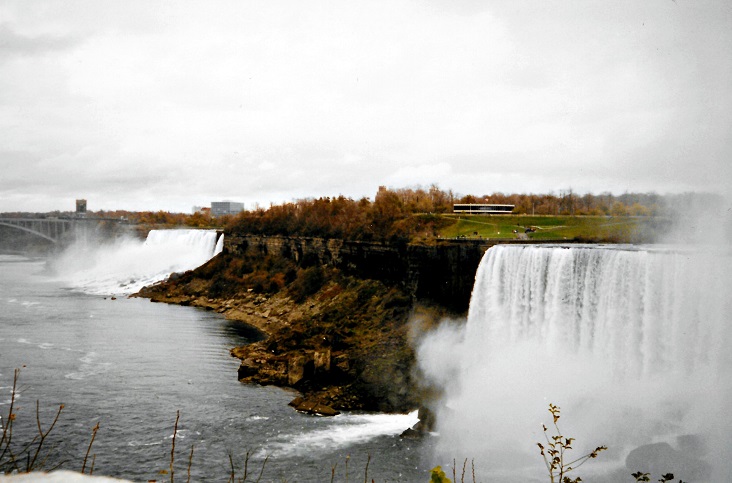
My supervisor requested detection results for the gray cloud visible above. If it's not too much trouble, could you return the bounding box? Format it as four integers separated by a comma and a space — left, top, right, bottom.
0, 24, 78, 59
0, 1, 730, 213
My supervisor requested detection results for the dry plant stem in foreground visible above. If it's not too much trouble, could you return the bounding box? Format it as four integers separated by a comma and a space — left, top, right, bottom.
430, 459, 476, 483
170, 410, 179, 483
186, 444, 194, 483
537, 403, 607, 483
167, 411, 196, 483
1, 368, 69, 474
81, 422, 100, 475
0, 369, 20, 471
449, 458, 475, 483
363, 453, 371, 483
227, 449, 269, 483
29, 399, 64, 471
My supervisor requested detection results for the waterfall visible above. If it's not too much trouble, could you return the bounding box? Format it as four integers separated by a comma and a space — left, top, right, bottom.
52, 229, 224, 296
144, 228, 223, 260
418, 244, 732, 481
467, 245, 727, 378
214, 231, 225, 255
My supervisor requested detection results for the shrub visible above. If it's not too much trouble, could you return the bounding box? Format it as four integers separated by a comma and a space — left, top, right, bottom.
289, 266, 325, 303
430, 465, 451, 483
207, 276, 231, 298
537, 404, 606, 483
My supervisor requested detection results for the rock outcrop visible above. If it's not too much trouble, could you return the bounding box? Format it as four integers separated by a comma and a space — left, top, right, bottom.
136, 252, 441, 414
288, 396, 340, 416
135, 235, 486, 417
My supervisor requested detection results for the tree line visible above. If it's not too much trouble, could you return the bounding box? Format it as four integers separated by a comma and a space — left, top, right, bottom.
1, 187, 721, 242
220, 186, 722, 242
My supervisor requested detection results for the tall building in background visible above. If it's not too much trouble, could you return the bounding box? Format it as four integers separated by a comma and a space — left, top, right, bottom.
211, 201, 244, 217
76, 199, 87, 217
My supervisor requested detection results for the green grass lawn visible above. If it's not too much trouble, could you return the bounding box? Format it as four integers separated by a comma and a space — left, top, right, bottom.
435, 214, 663, 243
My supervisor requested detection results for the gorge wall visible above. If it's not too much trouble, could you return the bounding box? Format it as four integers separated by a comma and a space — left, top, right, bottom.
224, 234, 546, 311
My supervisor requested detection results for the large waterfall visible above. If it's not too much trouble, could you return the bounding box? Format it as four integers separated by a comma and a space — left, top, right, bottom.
51, 229, 224, 296
418, 244, 731, 481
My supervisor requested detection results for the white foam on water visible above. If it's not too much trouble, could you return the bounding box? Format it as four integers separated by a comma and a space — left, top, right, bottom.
0, 469, 134, 482
167, 429, 189, 440
51, 229, 223, 296
65, 351, 112, 380
79, 351, 97, 364
10, 336, 77, 354
262, 411, 419, 458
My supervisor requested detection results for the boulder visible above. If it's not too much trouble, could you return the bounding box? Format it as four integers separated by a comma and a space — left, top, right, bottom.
237, 358, 259, 379
288, 397, 340, 416
314, 349, 331, 374
168, 272, 183, 282
400, 406, 435, 438
288, 396, 304, 408
399, 427, 422, 439
287, 354, 307, 385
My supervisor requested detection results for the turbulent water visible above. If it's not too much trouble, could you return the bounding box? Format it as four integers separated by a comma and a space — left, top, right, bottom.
0, 231, 423, 482
418, 244, 732, 482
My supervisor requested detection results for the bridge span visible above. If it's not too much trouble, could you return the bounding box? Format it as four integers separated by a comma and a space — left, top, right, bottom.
0, 217, 131, 245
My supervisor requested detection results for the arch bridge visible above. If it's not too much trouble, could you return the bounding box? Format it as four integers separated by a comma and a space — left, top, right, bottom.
0, 217, 129, 245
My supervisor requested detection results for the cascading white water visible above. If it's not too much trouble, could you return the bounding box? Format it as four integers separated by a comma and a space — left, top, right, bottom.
417, 244, 732, 481
51, 229, 224, 296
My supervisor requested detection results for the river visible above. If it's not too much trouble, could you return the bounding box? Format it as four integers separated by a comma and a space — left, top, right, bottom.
0, 241, 425, 482
11, 234, 728, 482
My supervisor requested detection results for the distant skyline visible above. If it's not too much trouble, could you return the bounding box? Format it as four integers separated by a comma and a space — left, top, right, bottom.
1, 0, 731, 213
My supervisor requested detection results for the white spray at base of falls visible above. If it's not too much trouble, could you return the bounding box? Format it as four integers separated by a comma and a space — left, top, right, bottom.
417, 244, 732, 481
51, 229, 224, 296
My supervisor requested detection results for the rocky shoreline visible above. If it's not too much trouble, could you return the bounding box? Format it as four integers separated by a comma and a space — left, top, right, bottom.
133, 252, 443, 419
134, 288, 345, 415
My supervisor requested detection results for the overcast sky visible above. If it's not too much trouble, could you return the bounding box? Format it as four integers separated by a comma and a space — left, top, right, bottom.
1, 0, 730, 213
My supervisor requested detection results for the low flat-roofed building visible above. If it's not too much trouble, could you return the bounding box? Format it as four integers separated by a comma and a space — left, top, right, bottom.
211, 201, 244, 216
453, 203, 514, 214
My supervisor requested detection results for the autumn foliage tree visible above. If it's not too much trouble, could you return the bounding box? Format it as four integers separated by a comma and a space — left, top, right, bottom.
44, 185, 718, 243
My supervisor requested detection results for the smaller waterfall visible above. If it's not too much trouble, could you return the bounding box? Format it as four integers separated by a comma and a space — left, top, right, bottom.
51, 229, 224, 295
417, 244, 731, 481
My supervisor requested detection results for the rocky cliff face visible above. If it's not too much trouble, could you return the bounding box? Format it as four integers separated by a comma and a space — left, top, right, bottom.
225, 235, 489, 311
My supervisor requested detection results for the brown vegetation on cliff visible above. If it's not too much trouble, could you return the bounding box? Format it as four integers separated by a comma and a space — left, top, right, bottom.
223, 192, 453, 242
217, 187, 719, 244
